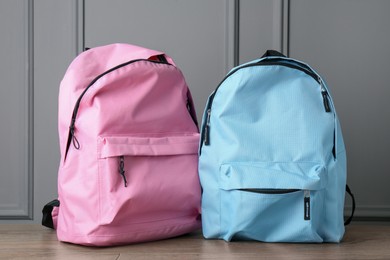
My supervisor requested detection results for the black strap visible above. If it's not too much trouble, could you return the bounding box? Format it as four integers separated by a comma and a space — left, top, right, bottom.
261, 50, 286, 58
344, 185, 355, 226
42, 199, 60, 229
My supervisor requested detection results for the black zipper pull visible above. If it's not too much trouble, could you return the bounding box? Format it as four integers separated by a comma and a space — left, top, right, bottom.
69, 122, 80, 149
304, 190, 311, 220
322, 91, 331, 113
204, 109, 211, 145
319, 77, 331, 113
118, 156, 128, 187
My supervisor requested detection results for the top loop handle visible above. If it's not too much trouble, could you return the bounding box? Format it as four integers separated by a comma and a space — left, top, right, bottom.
261, 50, 286, 58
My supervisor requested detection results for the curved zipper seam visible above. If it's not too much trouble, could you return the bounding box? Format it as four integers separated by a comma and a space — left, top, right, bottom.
200, 59, 332, 148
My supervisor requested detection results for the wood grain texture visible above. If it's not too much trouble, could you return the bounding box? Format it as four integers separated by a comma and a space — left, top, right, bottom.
0, 224, 390, 259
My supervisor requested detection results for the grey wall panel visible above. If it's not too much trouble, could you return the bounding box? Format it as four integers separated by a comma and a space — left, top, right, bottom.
1, 0, 389, 222
33, 0, 80, 222
0, 0, 80, 223
239, 0, 285, 63
0, 0, 32, 218
289, 0, 390, 217
85, 0, 229, 122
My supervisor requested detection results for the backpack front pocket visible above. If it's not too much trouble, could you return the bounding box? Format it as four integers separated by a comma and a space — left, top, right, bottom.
219, 162, 327, 242
97, 134, 201, 228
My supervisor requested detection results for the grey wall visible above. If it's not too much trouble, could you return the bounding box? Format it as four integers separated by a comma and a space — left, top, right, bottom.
288, 0, 390, 217
0, 0, 389, 222
85, 0, 231, 118
0, 0, 32, 219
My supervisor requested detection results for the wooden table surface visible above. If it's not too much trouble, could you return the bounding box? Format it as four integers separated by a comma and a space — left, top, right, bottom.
1, 223, 390, 259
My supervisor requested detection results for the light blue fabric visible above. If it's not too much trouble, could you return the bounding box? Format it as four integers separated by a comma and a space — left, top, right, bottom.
198, 55, 347, 243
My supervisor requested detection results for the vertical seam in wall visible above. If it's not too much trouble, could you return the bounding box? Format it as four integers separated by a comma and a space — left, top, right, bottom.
280, 0, 284, 53
28, 0, 34, 220
75, 0, 85, 55
287, 0, 290, 57
282, 0, 290, 57
272, 0, 283, 52
81, 0, 85, 51
224, 0, 235, 73
234, 0, 240, 66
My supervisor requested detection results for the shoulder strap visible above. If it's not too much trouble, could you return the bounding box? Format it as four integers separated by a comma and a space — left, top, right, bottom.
42, 199, 60, 229
344, 185, 356, 225
186, 88, 199, 129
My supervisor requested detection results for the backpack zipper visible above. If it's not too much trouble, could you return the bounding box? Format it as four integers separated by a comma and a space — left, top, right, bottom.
201, 58, 332, 147
203, 109, 211, 145
319, 77, 331, 113
239, 188, 300, 194
118, 156, 127, 187
64, 58, 171, 160
240, 188, 311, 220
304, 190, 311, 220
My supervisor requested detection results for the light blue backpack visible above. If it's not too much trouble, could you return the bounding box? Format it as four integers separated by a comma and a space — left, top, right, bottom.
198, 50, 355, 243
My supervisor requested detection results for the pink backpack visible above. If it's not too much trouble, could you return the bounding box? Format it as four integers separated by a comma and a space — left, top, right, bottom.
42, 43, 201, 246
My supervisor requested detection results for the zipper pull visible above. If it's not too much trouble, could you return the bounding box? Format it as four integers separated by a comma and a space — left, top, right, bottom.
304, 190, 311, 220
204, 109, 211, 145
69, 122, 80, 149
118, 156, 128, 187
319, 77, 331, 113
322, 91, 331, 113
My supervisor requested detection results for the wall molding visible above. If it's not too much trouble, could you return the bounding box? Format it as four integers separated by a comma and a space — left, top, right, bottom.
281, 0, 290, 56
0, 0, 34, 220
75, 0, 85, 54
224, 0, 238, 73
272, 0, 290, 56
233, 0, 239, 66
27, 0, 34, 220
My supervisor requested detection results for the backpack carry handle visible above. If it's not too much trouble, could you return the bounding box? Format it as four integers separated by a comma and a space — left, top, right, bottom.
149, 54, 176, 66
261, 50, 287, 58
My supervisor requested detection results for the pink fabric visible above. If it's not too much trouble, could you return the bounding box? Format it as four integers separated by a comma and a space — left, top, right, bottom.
56, 43, 201, 246
98, 134, 200, 158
